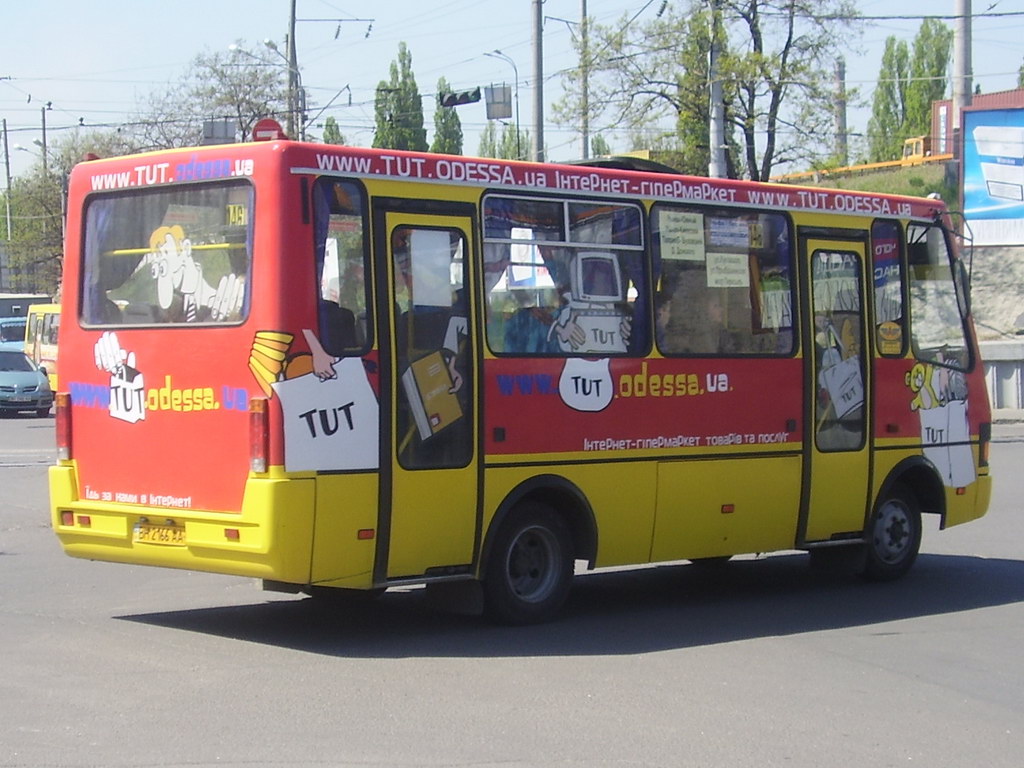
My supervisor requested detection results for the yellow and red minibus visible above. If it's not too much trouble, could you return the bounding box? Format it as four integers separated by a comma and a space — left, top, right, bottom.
25, 302, 61, 390
50, 133, 991, 623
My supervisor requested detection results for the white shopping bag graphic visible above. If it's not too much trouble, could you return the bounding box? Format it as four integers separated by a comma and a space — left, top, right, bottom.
919, 400, 976, 488
559, 358, 613, 412
272, 357, 379, 472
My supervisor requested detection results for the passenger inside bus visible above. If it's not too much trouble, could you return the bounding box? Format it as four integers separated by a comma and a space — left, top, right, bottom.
392, 227, 471, 470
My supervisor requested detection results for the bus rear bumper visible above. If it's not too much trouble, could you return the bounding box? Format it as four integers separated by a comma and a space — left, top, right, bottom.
49, 464, 315, 583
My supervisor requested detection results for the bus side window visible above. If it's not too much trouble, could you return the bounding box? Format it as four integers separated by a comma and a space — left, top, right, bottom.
653, 206, 794, 357
871, 219, 906, 357
314, 180, 369, 356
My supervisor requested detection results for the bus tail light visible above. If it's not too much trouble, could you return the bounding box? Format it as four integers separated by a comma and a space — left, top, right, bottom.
55, 392, 72, 460
249, 397, 269, 473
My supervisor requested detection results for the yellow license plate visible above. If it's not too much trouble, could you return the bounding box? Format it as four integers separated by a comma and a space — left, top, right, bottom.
133, 523, 186, 546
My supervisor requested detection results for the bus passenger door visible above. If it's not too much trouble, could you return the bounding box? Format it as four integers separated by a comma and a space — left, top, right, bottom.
799, 235, 872, 544
376, 206, 479, 580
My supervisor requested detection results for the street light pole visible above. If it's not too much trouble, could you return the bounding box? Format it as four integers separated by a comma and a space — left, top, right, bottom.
39, 107, 48, 177
2, 118, 12, 242
286, 0, 299, 139
486, 50, 521, 160
264, 38, 304, 140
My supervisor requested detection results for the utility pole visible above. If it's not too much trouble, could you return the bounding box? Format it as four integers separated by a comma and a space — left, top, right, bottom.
40, 107, 48, 176
532, 0, 545, 162
952, 0, 972, 134
287, 0, 299, 139
2, 118, 11, 242
580, 0, 589, 159
708, 0, 727, 178
834, 58, 848, 167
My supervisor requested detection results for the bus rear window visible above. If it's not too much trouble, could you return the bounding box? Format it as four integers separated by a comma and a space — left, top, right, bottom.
81, 182, 253, 326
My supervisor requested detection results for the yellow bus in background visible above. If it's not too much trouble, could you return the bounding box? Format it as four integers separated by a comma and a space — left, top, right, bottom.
26, 303, 60, 390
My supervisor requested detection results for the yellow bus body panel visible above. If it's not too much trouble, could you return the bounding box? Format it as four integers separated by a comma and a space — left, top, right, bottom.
309, 472, 379, 588
51, 463, 315, 584
652, 454, 802, 561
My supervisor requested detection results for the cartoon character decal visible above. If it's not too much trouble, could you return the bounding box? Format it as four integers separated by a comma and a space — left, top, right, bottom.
149, 225, 244, 322
905, 360, 974, 487
549, 252, 632, 355
249, 329, 379, 472
95, 331, 145, 424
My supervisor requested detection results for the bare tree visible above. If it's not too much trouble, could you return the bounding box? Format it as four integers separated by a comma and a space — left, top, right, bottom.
555, 0, 861, 180
130, 41, 289, 149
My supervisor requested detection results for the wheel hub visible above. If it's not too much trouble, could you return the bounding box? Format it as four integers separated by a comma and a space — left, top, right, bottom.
874, 501, 910, 563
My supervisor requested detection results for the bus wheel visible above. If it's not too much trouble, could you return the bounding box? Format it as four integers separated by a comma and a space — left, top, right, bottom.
483, 503, 573, 625
863, 483, 922, 581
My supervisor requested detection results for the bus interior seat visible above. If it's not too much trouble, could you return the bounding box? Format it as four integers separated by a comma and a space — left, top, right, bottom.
319, 301, 358, 356
122, 303, 155, 324
396, 306, 451, 354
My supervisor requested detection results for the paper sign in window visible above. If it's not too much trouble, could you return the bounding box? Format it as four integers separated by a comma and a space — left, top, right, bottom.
659, 211, 705, 261
706, 252, 750, 288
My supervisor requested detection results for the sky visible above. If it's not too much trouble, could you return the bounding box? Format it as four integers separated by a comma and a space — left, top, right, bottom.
2, 0, 1023, 179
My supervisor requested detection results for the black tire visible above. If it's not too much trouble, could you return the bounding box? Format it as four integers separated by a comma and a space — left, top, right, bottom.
863, 483, 922, 581
483, 503, 574, 625
36, 408, 50, 418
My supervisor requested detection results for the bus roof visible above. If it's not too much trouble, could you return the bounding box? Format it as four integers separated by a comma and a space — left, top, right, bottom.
71, 139, 948, 223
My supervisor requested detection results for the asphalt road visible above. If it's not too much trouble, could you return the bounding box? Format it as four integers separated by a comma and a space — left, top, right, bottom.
2, 413, 1023, 767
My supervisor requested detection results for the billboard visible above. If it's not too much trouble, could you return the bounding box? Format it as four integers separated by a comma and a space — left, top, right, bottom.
963, 107, 1024, 246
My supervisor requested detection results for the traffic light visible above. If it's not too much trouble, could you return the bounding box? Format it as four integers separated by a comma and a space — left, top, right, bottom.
439, 87, 481, 108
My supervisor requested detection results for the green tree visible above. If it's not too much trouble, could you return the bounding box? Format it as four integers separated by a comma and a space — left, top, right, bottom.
866, 37, 909, 162
131, 41, 290, 148
431, 77, 463, 154
2, 130, 138, 295
322, 116, 346, 145
478, 122, 530, 160
373, 43, 428, 151
590, 134, 612, 157
867, 20, 952, 162
3, 168, 63, 294
905, 19, 953, 137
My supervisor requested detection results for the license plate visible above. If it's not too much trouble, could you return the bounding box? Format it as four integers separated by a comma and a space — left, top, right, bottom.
10, 397, 31, 403
133, 522, 186, 546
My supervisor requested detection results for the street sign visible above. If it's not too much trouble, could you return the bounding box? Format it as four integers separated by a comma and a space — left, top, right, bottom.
253, 118, 287, 141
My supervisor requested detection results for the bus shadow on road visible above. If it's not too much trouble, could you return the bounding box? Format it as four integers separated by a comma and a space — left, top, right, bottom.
119, 552, 1024, 658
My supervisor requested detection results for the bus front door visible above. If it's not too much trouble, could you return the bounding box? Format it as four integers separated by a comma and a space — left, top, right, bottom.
377, 206, 479, 581
800, 235, 872, 544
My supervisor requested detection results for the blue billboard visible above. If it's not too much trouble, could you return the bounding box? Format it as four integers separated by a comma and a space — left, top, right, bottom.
963, 107, 1024, 246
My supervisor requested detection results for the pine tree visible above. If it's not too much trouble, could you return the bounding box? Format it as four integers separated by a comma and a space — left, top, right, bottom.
322, 117, 345, 145
905, 19, 953, 138
431, 77, 463, 155
867, 20, 952, 162
477, 122, 530, 160
866, 37, 909, 162
373, 43, 428, 151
